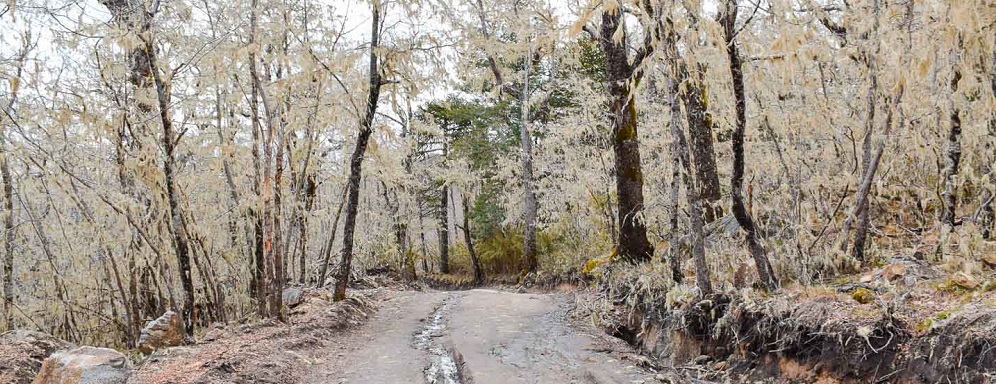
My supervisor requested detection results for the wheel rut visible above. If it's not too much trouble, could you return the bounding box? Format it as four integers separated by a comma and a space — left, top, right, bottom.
412, 295, 469, 384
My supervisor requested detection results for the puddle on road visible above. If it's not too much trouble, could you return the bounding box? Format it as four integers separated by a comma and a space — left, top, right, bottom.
412, 296, 463, 384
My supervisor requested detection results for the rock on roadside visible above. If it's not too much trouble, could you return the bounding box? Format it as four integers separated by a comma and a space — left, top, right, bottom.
32, 346, 130, 384
0, 330, 73, 384
138, 311, 184, 354
283, 287, 304, 308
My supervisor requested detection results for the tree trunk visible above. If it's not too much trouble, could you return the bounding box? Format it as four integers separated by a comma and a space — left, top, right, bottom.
940, 50, 962, 227
680, 68, 723, 223
334, 1, 382, 301
520, 39, 539, 274
667, 77, 712, 295
461, 193, 484, 284
981, 51, 996, 240
147, 37, 195, 336
271, 123, 285, 319
719, 0, 778, 292
317, 187, 347, 287
438, 182, 450, 274
0, 36, 28, 331
299, 176, 316, 283
598, 8, 653, 263
1, 112, 15, 333
475, 0, 538, 272
665, 78, 684, 284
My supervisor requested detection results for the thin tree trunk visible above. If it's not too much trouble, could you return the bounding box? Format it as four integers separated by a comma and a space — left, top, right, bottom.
667, 77, 712, 295
0, 36, 28, 331
940, 48, 962, 227
318, 187, 347, 287
520, 38, 538, 274
981, 51, 996, 239
146, 35, 196, 336
475, 0, 538, 272
438, 181, 450, 274
847, 0, 897, 263
461, 193, 483, 284
418, 200, 430, 274
719, 0, 778, 291
334, 0, 382, 301
299, 176, 316, 283
271, 128, 285, 319
665, 77, 684, 284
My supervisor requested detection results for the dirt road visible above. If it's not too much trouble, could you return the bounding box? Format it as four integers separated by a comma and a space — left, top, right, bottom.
304, 289, 658, 384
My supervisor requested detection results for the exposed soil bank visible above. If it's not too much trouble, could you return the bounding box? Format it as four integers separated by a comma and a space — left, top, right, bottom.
607, 287, 996, 383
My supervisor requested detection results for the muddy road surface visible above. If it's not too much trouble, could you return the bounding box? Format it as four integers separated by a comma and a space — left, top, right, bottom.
304, 289, 658, 384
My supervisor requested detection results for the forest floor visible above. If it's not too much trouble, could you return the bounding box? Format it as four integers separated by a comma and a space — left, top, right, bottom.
127, 281, 667, 384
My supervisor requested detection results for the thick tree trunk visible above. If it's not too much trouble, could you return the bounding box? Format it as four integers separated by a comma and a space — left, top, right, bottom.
334, 1, 381, 301
599, 8, 653, 263
719, 0, 778, 292
680, 69, 723, 223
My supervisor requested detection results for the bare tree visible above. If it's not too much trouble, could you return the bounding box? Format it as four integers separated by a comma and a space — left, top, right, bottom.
0, 28, 32, 331
718, 0, 778, 291
334, 0, 384, 301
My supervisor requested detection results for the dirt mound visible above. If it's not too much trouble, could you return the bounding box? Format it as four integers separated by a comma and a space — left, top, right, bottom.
127, 288, 379, 384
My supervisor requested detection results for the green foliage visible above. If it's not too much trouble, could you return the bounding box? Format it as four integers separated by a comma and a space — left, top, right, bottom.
469, 183, 506, 240
571, 38, 606, 83
421, 96, 517, 171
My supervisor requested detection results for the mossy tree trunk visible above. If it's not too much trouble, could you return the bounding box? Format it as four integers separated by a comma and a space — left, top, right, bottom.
597, 6, 655, 263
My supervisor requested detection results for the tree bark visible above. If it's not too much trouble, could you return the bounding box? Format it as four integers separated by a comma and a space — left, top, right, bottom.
317, 187, 347, 287
146, 35, 196, 336
666, 78, 684, 284
719, 0, 778, 291
520, 39, 538, 273
334, 0, 382, 301
598, 7, 653, 263
940, 49, 962, 227
461, 193, 483, 284
0, 34, 29, 331
981, 51, 996, 240
680, 68, 723, 223
667, 77, 712, 295
438, 181, 450, 274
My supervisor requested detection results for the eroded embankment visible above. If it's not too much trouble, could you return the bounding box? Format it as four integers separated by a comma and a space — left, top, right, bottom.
607, 291, 996, 383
